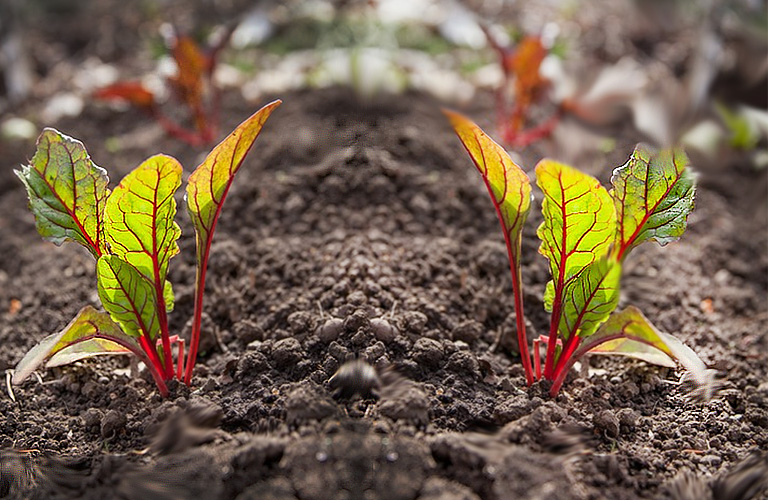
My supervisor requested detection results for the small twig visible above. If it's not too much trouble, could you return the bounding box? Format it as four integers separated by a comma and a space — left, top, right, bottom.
5, 369, 16, 402
316, 301, 326, 319
388, 301, 398, 319
33, 372, 43, 385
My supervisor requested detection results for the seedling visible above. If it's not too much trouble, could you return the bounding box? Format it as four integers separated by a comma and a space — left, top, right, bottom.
446, 110, 714, 397
95, 26, 232, 146
12, 100, 281, 396
482, 28, 560, 148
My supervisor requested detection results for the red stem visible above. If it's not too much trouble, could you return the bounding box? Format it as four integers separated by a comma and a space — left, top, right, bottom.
544, 283, 565, 379
510, 263, 534, 385
184, 245, 209, 385
153, 111, 205, 147
510, 111, 561, 148
137, 335, 170, 396
550, 334, 581, 392
549, 336, 594, 397
533, 337, 542, 380
177, 339, 185, 380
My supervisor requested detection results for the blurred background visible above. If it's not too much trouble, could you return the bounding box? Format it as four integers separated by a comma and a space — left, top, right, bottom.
0, 0, 766, 166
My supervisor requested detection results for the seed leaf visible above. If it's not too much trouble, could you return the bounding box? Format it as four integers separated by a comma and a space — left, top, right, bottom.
611, 145, 696, 259
536, 160, 616, 314
443, 110, 532, 268
15, 129, 109, 257
105, 154, 182, 287
96, 255, 160, 342
578, 306, 714, 393
12, 306, 143, 385
186, 100, 281, 264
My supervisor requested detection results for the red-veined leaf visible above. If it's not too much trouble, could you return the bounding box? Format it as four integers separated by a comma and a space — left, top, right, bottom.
186, 100, 281, 260
536, 159, 616, 376
443, 110, 532, 268
611, 145, 696, 260
536, 160, 616, 303
183, 99, 281, 383
553, 306, 716, 400
444, 109, 535, 384
15, 129, 109, 257
96, 255, 160, 343
105, 154, 182, 287
12, 306, 144, 385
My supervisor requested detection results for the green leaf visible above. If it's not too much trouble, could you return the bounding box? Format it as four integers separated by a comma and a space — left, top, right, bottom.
163, 280, 175, 313
96, 255, 160, 342
558, 257, 622, 338
15, 128, 109, 257
577, 306, 714, 397
443, 110, 532, 268
610, 145, 696, 260
12, 306, 144, 385
186, 100, 281, 263
105, 154, 182, 286
536, 160, 616, 335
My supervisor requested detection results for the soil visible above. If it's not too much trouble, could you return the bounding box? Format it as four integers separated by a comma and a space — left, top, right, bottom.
1, 6, 768, 500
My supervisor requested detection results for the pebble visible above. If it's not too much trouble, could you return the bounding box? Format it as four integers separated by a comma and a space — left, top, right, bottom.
494, 394, 531, 423
100, 410, 126, 439
594, 409, 620, 438
315, 317, 344, 343
287, 311, 312, 334
617, 408, 639, 431
237, 352, 270, 378
445, 351, 480, 379
451, 320, 483, 344
400, 311, 428, 334
343, 309, 370, 332
370, 317, 399, 342
81, 408, 102, 432
412, 338, 444, 369
271, 338, 303, 369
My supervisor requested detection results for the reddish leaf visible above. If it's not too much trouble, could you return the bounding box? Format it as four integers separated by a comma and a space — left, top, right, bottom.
94, 82, 156, 110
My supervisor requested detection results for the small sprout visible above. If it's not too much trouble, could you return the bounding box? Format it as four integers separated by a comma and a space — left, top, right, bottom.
328, 359, 380, 400
448, 112, 712, 398
12, 100, 281, 396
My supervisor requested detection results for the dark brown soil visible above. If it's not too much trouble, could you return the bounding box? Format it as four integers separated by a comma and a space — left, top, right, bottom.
1, 85, 766, 500
1, 3, 768, 497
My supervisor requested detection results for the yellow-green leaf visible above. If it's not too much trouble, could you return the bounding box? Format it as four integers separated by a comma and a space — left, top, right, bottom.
579, 306, 714, 397
105, 154, 182, 286
611, 145, 696, 260
186, 100, 281, 262
443, 110, 531, 267
558, 257, 621, 338
15, 129, 109, 257
536, 160, 616, 284
12, 306, 142, 385
96, 255, 160, 342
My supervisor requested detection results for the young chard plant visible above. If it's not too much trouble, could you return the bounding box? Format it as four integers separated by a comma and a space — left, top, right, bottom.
446, 110, 714, 398
12, 100, 281, 396
95, 26, 232, 147
481, 28, 560, 148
